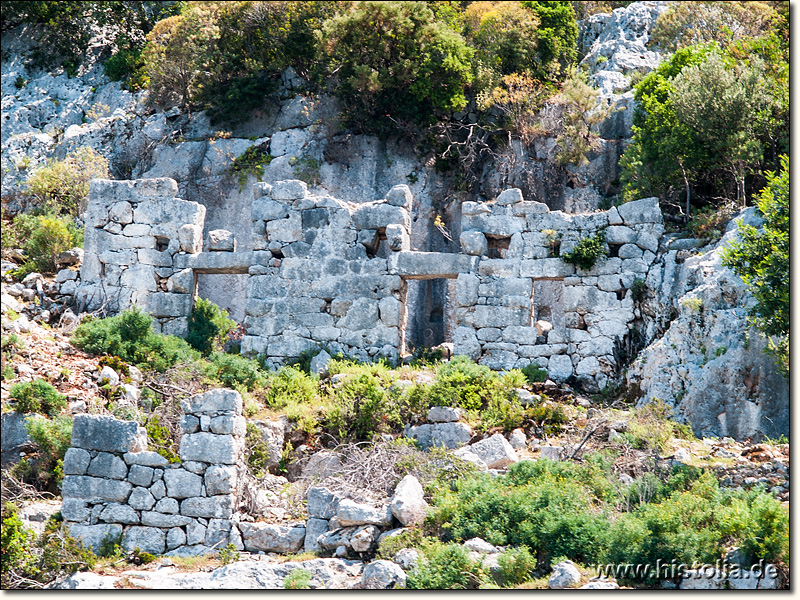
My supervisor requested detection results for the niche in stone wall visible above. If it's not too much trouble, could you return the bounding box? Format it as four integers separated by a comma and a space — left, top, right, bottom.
402, 278, 457, 353
531, 279, 565, 344
195, 274, 246, 324
486, 235, 511, 259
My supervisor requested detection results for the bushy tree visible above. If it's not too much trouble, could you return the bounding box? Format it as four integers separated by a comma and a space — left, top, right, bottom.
463, 1, 541, 89
650, 1, 777, 53
722, 156, 788, 376
26, 147, 108, 216
186, 297, 236, 356
521, 1, 578, 81
554, 67, 609, 166
321, 1, 474, 135
142, 2, 221, 109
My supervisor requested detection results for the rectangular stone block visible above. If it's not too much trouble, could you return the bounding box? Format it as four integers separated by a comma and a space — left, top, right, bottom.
180, 432, 240, 465
518, 258, 575, 279
460, 305, 530, 328
180, 496, 235, 519
174, 251, 252, 274
62, 476, 132, 503
71, 414, 140, 452
181, 389, 243, 416
141, 292, 192, 317
388, 252, 477, 279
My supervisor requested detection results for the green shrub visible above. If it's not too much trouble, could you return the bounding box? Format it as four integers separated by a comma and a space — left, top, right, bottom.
325, 372, 400, 441
144, 414, 180, 464
406, 541, 486, 589
186, 298, 236, 356
496, 546, 537, 586
13, 416, 73, 493
562, 230, 606, 271
283, 567, 313, 589
26, 147, 109, 216
7, 213, 84, 276
722, 155, 789, 376
71, 307, 200, 372
264, 366, 318, 410
207, 352, 267, 391
245, 422, 273, 478
229, 146, 273, 189
321, 1, 474, 135
9, 378, 66, 416
97, 532, 124, 559
521, 363, 548, 384
1, 502, 36, 587
218, 543, 240, 566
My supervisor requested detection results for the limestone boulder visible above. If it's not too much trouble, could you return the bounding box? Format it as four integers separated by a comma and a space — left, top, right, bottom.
404, 422, 473, 450
362, 560, 407, 590
549, 560, 582, 589
239, 522, 306, 553
70, 415, 141, 453
123, 526, 166, 555
467, 434, 518, 469
390, 475, 428, 526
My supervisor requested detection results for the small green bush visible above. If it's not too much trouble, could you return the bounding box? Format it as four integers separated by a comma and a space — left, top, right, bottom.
325, 373, 400, 441
71, 307, 200, 372
1, 502, 36, 587
245, 422, 273, 478
6, 213, 84, 276
229, 146, 273, 190
496, 546, 537, 586
283, 567, 313, 589
207, 352, 267, 391
145, 414, 180, 464
406, 541, 485, 589
9, 379, 66, 416
186, 298, 236, 356
25, 148, 108, 216
562, 230, 607, 271
263, 366, 318, 410
218, 543, 240, 566
13, 416, 73, 493
521, 363, 548, 384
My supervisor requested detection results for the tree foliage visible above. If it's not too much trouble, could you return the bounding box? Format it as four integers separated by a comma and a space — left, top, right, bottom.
321, 1, 474, 135
722, 155, 788, 375
650, 1, 778, 53
521, 1, 578, 82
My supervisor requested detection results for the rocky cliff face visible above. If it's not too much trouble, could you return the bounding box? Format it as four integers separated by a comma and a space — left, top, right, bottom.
629, 209, 788, 440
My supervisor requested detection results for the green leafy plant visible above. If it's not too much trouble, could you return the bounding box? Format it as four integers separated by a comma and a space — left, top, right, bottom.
207, 352, 267, 391
562, 230, 607, 270
218, 543, 240, 565
245, 422, 273, 478
71, 307, 200, 372
6, 213, 84, 276
283, 567, 313, 589
97, 532, 125, 559
631, 277, 647, 303
25, 147, 109, 216
406, 541, 486, 589
521, 363, 548, 384
496, 546, 537, 586
13, 416, 73, 493
293, 156, 321, 186
229, 146, 273, 190
186, 298, 236, 356
722, 156, 788, 376
9, 379, 66, 416
145, 414, 180, 464
321, 1, 474, 135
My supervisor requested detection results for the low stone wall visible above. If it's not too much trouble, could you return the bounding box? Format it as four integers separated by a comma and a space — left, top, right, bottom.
452, 193, 664, 390
62, 389, 245, 557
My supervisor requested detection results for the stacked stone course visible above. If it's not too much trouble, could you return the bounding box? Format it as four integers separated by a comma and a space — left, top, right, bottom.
62, 389, 246, 557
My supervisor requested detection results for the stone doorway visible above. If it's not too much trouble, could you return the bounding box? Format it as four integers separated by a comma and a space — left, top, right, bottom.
401, 278, 458, 355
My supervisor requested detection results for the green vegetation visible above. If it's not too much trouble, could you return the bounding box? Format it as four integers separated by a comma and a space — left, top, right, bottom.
12, 416, 73, 493
4, 213, 84, 277
9, 379, 66, 416
322, 1, 473, 135
425, 458, 787, 581
229, 146, 273, 189
71, 307, 200, 372
218, 543, 240, 566
283, 568, 313, 589
406, 540, 485, 589
562, 230, 607, 271
25, 146, 108, 215
186, 297, 236, 356
0, 505, 95, 588
722, 155, 788, 375
620, 4, 788, 217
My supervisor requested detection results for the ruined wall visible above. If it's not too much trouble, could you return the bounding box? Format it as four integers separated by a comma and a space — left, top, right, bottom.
61, 389, 246, 557
452, 192, 664, 391
78, 177, 663, 391
77, 178, 205, 336
241, 179, 412, 367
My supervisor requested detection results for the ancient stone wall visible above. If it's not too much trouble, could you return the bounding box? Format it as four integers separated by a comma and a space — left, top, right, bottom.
77, 178, 205, 337
61, 389, 246, 557
78, 177, 664, 390
240, 179, 412, 367
452, 191, 664, 391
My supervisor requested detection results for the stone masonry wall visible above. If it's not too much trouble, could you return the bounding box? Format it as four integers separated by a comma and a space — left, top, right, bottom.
77, 178, 206, 337
61, 389, 246, 557
452, 191, 664, 391
241, 179, 412, 367
78, 177, 663, 391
